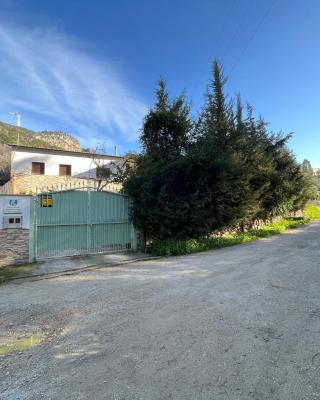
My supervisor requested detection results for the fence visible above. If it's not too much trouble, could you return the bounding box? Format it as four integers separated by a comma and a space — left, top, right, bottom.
33, 190, 136, 260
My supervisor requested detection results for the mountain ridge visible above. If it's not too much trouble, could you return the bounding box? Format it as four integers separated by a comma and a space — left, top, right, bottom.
0, 121, 82, 152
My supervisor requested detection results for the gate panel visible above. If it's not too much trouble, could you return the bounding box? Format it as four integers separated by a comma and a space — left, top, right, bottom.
34, 190, 136, 260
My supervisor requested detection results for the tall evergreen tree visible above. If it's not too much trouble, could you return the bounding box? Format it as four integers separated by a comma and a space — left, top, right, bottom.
125, 60, 315, 244
302, 159, 312, 173
199, 60, 231, 152
140, 79, 192, 162
125, 80, 194, 242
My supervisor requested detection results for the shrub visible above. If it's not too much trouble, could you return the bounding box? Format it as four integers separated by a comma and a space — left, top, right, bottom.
151, 218, 310, 256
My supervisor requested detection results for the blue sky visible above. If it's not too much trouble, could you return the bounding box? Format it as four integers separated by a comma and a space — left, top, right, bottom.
0, 0, 319, 165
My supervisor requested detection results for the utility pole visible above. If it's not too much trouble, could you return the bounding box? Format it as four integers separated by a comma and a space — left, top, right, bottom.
9, 112, 21, 145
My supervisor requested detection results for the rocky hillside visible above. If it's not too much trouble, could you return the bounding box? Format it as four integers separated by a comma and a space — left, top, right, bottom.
33, 131, 81, 152
0, 121, 81, 151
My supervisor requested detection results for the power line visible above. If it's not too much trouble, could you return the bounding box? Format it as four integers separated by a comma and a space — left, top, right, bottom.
189, 0, 237, 98
228, 0, 278, 75
216, 0, 238, 41
221, 0, 255, 61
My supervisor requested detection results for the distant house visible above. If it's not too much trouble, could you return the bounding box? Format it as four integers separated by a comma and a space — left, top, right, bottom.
0, 145, 124, 194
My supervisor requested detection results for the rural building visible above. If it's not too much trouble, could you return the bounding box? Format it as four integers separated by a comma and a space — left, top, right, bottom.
0, 145, 123, 194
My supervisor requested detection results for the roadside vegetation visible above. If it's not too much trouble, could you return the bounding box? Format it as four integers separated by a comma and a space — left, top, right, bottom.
304, 204, 320, 220
123, 60, 317, 251
151, 204, 319, 256
0, 263, 40, 284
0, 333, 44, 356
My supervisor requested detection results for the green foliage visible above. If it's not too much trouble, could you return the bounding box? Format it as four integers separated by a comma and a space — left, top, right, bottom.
302, 159, 313, 173
300, 159, 319, 202
140, 79, 192, 161
0, 144, 10, 185
304, 204, 320, 220
151, 218, 310, 256
125, 60, 315, 244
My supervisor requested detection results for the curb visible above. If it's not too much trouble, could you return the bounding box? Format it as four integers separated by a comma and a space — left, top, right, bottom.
0, 256, 162, 285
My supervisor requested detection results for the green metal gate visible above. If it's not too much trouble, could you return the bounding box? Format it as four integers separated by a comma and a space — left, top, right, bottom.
33, 190, 136, 260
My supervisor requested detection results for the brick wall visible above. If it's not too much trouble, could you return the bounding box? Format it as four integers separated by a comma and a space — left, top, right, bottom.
0, 175, 123, 195
0, 229, 29, 267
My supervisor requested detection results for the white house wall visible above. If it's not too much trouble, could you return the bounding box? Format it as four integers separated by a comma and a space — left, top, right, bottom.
11, 149, 119, 178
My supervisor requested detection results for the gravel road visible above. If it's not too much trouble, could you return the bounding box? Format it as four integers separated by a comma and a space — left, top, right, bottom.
1, 222, 320, 400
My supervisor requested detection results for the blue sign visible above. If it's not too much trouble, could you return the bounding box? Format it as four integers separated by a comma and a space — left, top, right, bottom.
9, 199, 18, 207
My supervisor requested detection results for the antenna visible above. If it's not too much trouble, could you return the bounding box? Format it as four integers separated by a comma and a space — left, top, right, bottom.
9, 112, 21, 145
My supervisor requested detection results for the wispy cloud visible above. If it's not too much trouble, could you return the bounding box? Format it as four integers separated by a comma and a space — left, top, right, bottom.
0, 22, 147, 148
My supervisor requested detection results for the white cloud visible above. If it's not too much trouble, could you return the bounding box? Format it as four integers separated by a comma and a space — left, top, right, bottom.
0, 22, 147, 148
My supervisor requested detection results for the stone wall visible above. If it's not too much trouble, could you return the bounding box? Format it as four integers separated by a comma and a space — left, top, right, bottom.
0, 175, 123, 195
0, 180, 13, 194
0, 229, 29, 267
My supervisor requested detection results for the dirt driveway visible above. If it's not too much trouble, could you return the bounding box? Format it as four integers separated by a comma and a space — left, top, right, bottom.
1, 222, 320, 400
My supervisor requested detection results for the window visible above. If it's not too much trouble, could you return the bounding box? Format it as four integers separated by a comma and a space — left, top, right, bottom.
96, 165, 111, 179
32, 162, 45, 175
59, 164, 72, 176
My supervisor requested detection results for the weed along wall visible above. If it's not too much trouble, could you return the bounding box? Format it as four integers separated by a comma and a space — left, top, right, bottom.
0, 195, 33, 267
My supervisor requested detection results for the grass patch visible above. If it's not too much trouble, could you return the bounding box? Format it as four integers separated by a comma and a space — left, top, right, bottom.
0, 263, 40, 284
151, 217, 311, 257
304, 204, 320, 221
0, 334, 44, 356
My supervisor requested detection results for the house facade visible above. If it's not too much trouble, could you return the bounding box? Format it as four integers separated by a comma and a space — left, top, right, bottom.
0, 145, 123, 194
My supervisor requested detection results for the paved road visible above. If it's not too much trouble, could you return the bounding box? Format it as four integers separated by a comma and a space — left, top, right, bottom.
1, 222, 320, 400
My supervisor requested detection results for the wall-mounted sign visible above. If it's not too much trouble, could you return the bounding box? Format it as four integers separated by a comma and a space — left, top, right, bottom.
40, 194, 53, 208
0, 196, 31, 229
4, 198, 22, 214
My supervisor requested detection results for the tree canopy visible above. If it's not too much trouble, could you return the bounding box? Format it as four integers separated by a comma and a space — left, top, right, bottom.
124, 60, 316, 242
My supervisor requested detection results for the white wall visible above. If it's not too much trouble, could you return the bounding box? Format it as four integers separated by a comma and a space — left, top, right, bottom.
0, 195, 31, 229
11, 149, 120, 178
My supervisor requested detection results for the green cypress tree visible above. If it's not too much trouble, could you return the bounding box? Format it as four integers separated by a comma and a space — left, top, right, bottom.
125, 80, 194, 241
125, 60, 316, 244
140, 79, 192, 162
199, 60, 231, 152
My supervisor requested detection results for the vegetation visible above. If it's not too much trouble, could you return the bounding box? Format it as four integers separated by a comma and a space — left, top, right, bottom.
304, 204, 320, 220
151, 204, 320, 256
0, 121, 60, 148
302, 158, 320, 198
124, 60, 317, 247
0, 144, 10, 186
0, 263, 40, 284
0, 333, 43, 356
